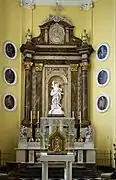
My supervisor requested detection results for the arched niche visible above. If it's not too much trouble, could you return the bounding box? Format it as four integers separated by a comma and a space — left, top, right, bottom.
43, 65, 71, 117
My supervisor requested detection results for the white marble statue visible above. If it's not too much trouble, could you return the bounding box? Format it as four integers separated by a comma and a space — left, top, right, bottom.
84, 125, 93, 143
49, 81, 64, 115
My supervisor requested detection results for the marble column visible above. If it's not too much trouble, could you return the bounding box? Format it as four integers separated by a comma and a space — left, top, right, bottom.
35, 63, 43, 118
80, 60, 89, 126
77, 66, 82, 119
24, 61, 33, 125
70, 64, 79, 121
32, 64, 37, 124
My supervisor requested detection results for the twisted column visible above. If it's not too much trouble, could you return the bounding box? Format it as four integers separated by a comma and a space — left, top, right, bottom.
24, 61, 33, 125
80, 61, 89, 126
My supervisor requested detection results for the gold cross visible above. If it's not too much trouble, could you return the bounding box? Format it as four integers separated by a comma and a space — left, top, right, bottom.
54, 2, 62, 16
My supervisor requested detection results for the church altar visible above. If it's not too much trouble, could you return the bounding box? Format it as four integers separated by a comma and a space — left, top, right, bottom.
16, 5, 96, 178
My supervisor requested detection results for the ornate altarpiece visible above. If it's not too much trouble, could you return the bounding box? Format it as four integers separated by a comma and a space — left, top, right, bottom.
20, 14, 93, 141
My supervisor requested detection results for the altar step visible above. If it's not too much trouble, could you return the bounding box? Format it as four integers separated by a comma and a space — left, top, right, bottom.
8, 166, 101, 179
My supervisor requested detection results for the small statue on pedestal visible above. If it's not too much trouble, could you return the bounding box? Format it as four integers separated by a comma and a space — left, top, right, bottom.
26, 29, 32, 42
84, 125, 93, 143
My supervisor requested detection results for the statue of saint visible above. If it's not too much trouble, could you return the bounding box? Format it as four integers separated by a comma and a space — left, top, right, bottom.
49, 81, 64, 115
98, 96, 107, 110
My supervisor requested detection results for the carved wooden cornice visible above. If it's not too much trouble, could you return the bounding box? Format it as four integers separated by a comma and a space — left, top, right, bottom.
20, 14, 94, 63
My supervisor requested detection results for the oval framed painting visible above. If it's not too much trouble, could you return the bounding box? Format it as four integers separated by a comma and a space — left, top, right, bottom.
2, 93, 17, 111
96, 94, 110, 113
96, 69, 110, 87
3, 41, 17, 60
96, 43, 110, 61
3, 67, 17, 85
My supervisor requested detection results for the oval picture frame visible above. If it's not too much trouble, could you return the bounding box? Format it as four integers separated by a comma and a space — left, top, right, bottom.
3, 41, 17, 60
96, 94, 110, 113
3, 67, 17, 85
2, 93, 17, 112
96, 43, 110, 61
96, 69, 110, 87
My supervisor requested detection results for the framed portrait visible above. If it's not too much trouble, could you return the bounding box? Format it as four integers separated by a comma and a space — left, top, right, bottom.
96, 43, 110, 61
96, 94, 110, 113
3, 41, 17, 60
2, 93, 17, 111
3, 67, 17, 85
96, 69, 110, 87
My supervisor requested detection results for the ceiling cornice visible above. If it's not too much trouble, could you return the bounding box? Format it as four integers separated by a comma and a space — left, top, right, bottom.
19, 0, 97, 10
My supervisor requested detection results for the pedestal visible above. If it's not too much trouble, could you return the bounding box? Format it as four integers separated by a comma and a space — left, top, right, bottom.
40, 154, 74, 180
29, 150, 34, 163
16, 149, 26, 163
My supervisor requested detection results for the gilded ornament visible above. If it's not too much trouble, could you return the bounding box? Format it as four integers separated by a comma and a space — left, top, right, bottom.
70, 64, 79, 71
80, 62, 89, 70
35, 63, 43, 72
24, 61, 33, 70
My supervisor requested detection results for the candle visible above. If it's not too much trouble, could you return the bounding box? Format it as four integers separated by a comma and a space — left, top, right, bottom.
37, 111, 39, 123
72, 111, 74, 118
31, 111, 32, 124
80, 111, 81, 124
80, 111, 82, 134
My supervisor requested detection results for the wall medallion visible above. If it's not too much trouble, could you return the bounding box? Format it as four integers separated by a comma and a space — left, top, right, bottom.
3, 41, 17, 60
3, 93, 17, 111
96, 69, 110, 87
96, 43, 110, 61
96, 94, 110, 113
3, 67, 17, 85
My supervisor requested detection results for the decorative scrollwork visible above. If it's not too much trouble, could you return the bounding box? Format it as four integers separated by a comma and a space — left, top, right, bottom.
80, 62, 89, 71
70, 64, 79, 72
35, 63, 43, 72
24, 61, 33, 70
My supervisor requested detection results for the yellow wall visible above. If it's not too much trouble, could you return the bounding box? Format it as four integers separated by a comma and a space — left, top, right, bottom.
90, 0, 116, 152
0, 0, 115, 164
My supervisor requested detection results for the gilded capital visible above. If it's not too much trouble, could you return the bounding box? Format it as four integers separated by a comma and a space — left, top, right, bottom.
70, 64, 79, 72
24, 61, 33, 70
35, 63, 43, 72
80, 62, 89, 71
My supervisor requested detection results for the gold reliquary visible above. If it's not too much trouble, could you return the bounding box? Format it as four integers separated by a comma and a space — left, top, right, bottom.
48, 126, 66, 154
